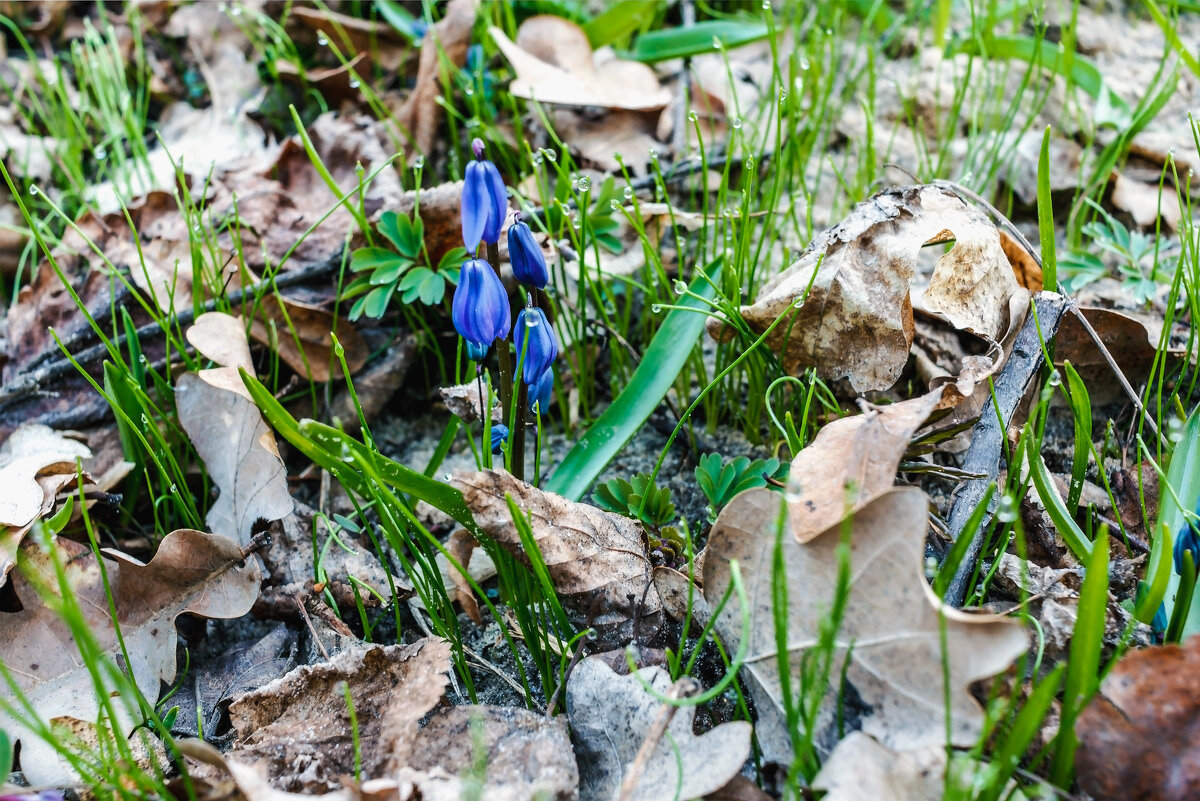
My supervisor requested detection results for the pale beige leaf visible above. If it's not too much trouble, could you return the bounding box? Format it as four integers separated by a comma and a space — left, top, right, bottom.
566, 656, 751, 801
0, 424, 91, 528
812, 732, 946, 801
248, 297, 368, 382
704, 487, 1027, 753
491, 18, 670, 111
226, 638, 452, 793
454, 469, 661, 648
787, 389, 944, 542
187, 311, 254, 372
719, 185, 1022, 393
0, 529, 260, 785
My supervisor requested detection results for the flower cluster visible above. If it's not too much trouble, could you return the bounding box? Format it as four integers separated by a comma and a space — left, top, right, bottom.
451, 137, 558, 420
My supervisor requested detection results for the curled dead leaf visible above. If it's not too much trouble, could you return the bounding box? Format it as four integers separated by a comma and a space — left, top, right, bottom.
1, 529, 260, 786
454, 469, 662, 648
705, 487, 1027, 758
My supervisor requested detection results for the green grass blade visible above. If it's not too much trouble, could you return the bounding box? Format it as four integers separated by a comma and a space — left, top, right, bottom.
983, 664, 1065, 801
1135, 523, 1172, 625
1063, 362, 1091, 512
630, 20, 768, 62
1037, 124, 1058, 292
936, 483, 997, 599
1050, 529, 1108, 787
544, 263, 721, 501
1156, 407, 1200, 634
1025, 432, 1093, 560
1143, 0, 1200, 78
584, 1, 657, 48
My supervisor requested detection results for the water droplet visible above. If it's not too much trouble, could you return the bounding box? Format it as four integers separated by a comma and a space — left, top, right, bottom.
761, 0, 771, 8
169, 483, 178, 493
1046, 370, 1062, 388
792, 295, 806, 309
730, 117, 743, 129
744, 156, 755, 169
648, 148, 659, 162
924, 555, 938, 578
545, 149, 557, 162
799, 58, 811, 71
28, 185, 38, 196
334, 342, 345, 357
609, 199, 620, 210
996, 494, 1019, 523
651, 304, 663, 314
317, 33, 329, 46
524, 313, 540, 327
93, 146, 107, 160
1169, 416, 1185, 443
412, 155, 425, 170
531, 152, 543, 166
673, 279, 687, 295
442, 473, 453, 482
712, 36, 723, 50
140, 413, 149, 427
623, 186, 634, 200
230, 4, 242, 15
138, 354, 148, 364
464, 86, 474, 96
349, 78, 360, 89
575, 176, 591, 192
687, 110, 699, 122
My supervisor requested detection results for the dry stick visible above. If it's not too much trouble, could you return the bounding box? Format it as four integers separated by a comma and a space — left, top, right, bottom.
615, 676, 700, 801
943, 292, 1069, 608
0, 257, 339, 411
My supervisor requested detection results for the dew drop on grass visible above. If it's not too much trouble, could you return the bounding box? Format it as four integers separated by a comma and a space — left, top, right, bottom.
730, 117, 743, 129
688, 111, 699, 122
334, 342, 345, 358
924, 555, 938, 579
673, 279, 687, 294
464, 86, 474, 96
996, 494, 1019, 523
28, 185, 38, 196
575, 176, 591, 192
349, 78, 360, 89
1046, 370, 1062, 387
525, 313, 540, 328
93, 146, 107, 160
651, 304, 663, 313
799, 58, 811, 71
623, 186, 633, 200
442, 473, 453, 482
1168, 416, 1185, 444
317, 34, 329, 46
169, 483, 178, 494
230, 5, 242, 15
711, 36, 722, 50
411, 156, 425, 170
545, 149, 557, 162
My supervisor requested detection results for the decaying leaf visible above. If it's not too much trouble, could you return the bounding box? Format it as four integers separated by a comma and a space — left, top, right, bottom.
712, 185, 1025, 393
1076, 635, 1200, 801
226, 638, 452, 793
705, 488, 1027, 756
177, 312, 292, 544
248, 296, 368, 382
392, 0, 478, 157
491, 17, 671, 111
786, 389, 944, 543
439, 382, 501, 424
397, 705, 578, 801
0, 424, 90, 529
567, 656, 751, 801
455, 469, 662, 648
1054, 306, 1183, 400
0, 529, 261, 785
812, 732, 946, 801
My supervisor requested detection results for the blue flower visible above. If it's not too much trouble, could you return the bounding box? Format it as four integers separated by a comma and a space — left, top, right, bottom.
461, 138, 507, 253
514, 307, 557, 386
530, 367, 554, 413
452, 258, 510, 347
490, 424, 509, 454
508, 219, 548, 288
1175, 520, 1200, 576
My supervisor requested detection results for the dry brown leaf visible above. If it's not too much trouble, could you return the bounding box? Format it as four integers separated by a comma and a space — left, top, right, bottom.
288, 7, 410, 73
566, 656, 751, 801
705, 487, 1027, 757
812, 732, 947, 801
786, 389, 944, 543
713, 185, 1024, 393
0, 529, 260, 785
248, 296, 368, 382
397, 705, 578, 801
226, 638, 452, 792
178, 312, 293, 544
1076, 635, 1200, 800
0, 424, 91, 529
1053, 306, 1183, 400
551, 108, 662, 174
439, 382, 501, 424
454, 469, 662, 648
492, 17, 671, 111
393, 0, 477, 158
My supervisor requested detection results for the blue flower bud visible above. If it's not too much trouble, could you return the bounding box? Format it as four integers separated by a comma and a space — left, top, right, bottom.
490, 424, 509, 454
514, 307, 557, 387
530, 367, 553, 413
465, 341, 489, 362
508, 220, 549, 288
452, 258, 510, 347
461, 139, 507, 253
1175, 521, 1200, 576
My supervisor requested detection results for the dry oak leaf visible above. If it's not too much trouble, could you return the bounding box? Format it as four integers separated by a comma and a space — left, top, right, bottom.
397, 705, 579, 801
786, 388, 945, 543
811, 732, 947, 801
0, 529, 261, 786
454, 469, 662, 649
177, 312, 292, 545
491, 16, 671, 110
711, 184, 1023, 393
1076, 634, 1200, 801
566, 656, 751, 801
226, 638, 452, 793
704, 487, 1027, 755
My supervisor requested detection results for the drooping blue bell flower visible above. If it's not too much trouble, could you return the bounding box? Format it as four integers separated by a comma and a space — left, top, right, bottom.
508, 219, 548, 289
461, 138, 507, 254
514, 307, 558, 386
453, 258, 510, 348
1174, 520, 1200, 576
490, 424, 509, 454
530, 367, 553, 413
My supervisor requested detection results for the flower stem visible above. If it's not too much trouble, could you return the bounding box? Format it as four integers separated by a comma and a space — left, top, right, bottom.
486, 241, 514, 443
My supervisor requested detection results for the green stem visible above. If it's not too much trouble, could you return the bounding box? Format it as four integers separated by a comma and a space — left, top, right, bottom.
486, 240, 514, 435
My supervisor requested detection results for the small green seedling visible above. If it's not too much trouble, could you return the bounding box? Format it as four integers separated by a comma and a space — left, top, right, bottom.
345, 210, 463, 319
695, 452, 788, 519
1059, 198, 1179, 301
592, 473, 676, 529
